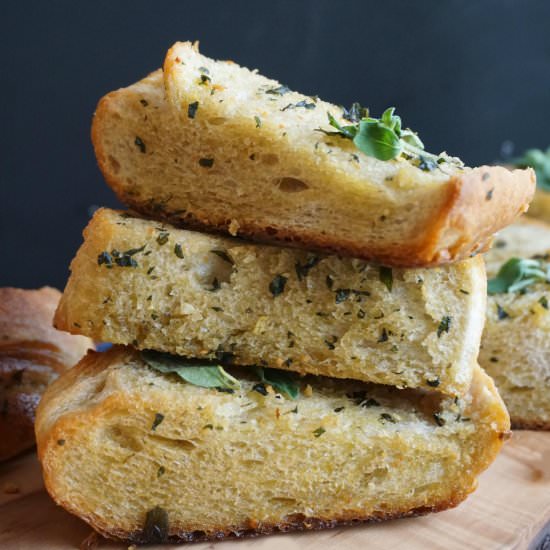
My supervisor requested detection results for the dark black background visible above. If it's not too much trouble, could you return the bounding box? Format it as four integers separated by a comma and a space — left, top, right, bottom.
3, 0, 550, 289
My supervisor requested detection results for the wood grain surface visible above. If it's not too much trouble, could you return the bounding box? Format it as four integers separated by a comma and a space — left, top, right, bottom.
1, 431, 549, 550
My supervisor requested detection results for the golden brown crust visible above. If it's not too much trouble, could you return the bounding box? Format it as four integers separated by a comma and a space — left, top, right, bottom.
92, 68, 534, 268
95, 499, 465, 544
0, 288, 93, 461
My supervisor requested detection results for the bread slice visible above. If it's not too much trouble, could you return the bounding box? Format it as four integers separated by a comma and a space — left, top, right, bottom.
0, 287, 93, 461
480, 218, 550, 429
91, 43, 535, 268
36, 346, 508, 543
54, 208, 487, 396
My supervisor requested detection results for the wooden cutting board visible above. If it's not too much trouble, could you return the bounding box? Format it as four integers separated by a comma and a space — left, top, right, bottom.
1, 431, 549, 550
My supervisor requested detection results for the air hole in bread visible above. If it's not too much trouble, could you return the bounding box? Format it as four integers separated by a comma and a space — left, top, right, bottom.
108, 155, 120, 174
208, 117, 227, 126
276, 177, 309, 193
105, 426, 144, 452
270, 497, 298, 506
261, 154, 279, 165
192, 251, 233, 290
149, 435, 199, 452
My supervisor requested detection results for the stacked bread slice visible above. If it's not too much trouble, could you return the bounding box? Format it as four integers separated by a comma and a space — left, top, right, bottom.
480, 218, 550, 429
36, 42, 534, 544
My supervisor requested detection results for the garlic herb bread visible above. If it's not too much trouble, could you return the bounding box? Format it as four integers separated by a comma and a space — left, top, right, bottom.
36, 347, 509, 543
91, 42, 535, 267
54, 209, 487, 396
481, 218, 550, 428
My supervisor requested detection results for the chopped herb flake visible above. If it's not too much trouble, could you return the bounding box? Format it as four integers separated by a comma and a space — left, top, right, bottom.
134, 136, 146, 153
151, 413, 164, 431
437, 316, 451, 337
335, 288, 351, 303
313, 427, 326, 437
174, 244, 184, 258
188, 101, 199, 118
269, 274, 288, 297
156, 232, 170, 245
97, 251, 113, 268
199, 157, 214, 168
295, 255, 321, 281
281, 100, 316, 111
379, 266, 393, 292
496, 304, 509, 320
265, 85, 291, 96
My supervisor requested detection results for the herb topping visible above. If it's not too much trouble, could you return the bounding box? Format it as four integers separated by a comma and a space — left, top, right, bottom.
188, 101, 199, 118
142, 351, 240, 390
488, 257, 550, 294
437, 316, 451, 337
269, 274, 288, 297
319, 106, 442, 164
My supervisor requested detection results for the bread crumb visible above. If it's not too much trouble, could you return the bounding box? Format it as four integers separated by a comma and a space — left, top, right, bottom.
3, 481, 20, 494
228, 219, 240, 236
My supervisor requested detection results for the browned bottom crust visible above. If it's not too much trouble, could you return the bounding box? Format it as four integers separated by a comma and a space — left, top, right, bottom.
92, 497, 466, 544
121, 200, 491, 269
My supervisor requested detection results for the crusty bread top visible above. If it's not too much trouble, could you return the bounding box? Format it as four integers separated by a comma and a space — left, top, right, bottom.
36, 347, 508, 543
91, 44, 535, 268
54, 208, 487, 396
0, 287, 93, 371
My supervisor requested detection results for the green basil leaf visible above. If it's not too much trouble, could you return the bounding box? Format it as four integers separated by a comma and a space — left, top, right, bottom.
255, 367, 300, 399
487, 257, 550, 294
400, 129, 425, 150
142, 350, 240, 390
380, 107, 401, 134
353, 121, 402, 161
